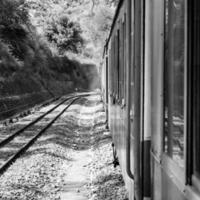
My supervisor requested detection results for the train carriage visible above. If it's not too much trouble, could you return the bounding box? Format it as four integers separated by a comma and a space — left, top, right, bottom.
102, 0, 200, 200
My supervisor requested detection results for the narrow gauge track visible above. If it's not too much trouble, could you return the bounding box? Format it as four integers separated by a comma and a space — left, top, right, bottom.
0, 95, 73, 147
0, 93, 89, 174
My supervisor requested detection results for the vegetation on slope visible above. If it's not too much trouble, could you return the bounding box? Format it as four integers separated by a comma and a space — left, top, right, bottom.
0, 0, 118, 99
25, 0, 118, 62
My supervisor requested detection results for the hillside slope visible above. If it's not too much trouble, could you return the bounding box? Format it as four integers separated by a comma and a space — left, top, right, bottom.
0, 0, 118, 119
26, 0, 117, 63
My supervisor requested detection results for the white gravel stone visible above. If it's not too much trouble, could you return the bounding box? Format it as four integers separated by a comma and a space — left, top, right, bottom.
0, 94, 128, 200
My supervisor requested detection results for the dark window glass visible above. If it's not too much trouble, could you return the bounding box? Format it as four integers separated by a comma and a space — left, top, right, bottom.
191, 0, 200, 177
119, 21, 124, 100
164, 0, 185, 168
110, 40, 114, 94
114, 36, 117, 95
123, 15, 126, 101
115, 34, 118, 96
122, 20, 125, 99
117, 30, 120, 99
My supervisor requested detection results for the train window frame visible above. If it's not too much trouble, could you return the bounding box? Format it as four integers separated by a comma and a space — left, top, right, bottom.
113, 33, 116, 98
119, 19, 123, 102
115, 31, 119, 101
112, 36, 115, 98
110, 38, 114, 97
113, 31, 116, 99
187, 0, 200, 194
162, 0, 187, 188
117, 28, 120, 101
120, 14, 126, 106
123, 13, 127, 107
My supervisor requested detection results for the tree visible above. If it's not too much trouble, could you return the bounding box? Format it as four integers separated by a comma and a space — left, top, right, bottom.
45, 15, 84, 54
0, 0, 31, 60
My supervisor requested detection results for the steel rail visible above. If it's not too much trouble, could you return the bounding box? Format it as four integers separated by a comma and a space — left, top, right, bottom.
0, 92, 93, 148
0, 95, 75, 148
0, 96, 60, 116
0, 95, 86, 174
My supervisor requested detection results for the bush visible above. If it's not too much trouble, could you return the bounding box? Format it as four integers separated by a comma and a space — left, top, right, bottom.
0, 0, 31, 60
46, 15, 84, 55
0, 42, 22, 79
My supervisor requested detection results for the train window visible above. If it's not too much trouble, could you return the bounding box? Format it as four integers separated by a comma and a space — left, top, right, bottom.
119, 19, 125, 102
112, 37, 115, 95
121, 20, 125, 100
114, 33, 118, 98
189, 0, 200, 182
117, 30, 120, 100
164, 0, 185, 168
114, 34, 117, 97
112, 38, 115, 96
193, 64, 200, 178
119, 20, 124, 101
123, 14, 126, 103
111, 39, 115, 95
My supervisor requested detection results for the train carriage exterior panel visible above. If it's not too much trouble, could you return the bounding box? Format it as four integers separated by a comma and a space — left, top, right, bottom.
105, 1, 135, 199
103, 0, 200, 199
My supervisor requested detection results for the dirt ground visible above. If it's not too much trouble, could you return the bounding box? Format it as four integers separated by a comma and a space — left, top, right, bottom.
0, 94, 128, 200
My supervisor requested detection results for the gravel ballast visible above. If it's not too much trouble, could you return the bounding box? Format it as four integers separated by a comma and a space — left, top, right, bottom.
0, 94, 128, 200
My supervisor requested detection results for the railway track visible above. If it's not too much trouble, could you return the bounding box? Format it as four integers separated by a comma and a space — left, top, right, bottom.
0, 93, 90, 174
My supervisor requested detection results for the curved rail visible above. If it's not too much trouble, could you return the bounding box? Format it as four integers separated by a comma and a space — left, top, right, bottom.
0, 93, 90, 174
0, 96, 72, 148
0, 93, 60, 121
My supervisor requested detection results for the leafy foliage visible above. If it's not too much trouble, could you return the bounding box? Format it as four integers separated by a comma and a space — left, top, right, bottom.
0, 0, 29, 25
0, 42, 20, 78
0, 0, 31, 60
46, 15, 84, 54
26, 0, 117, 63
0, 0, 117, 97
